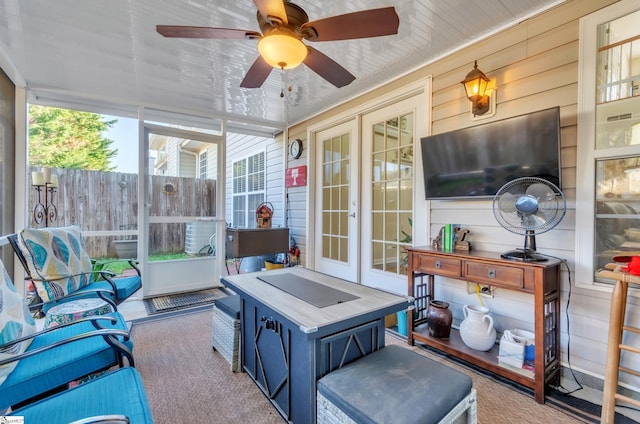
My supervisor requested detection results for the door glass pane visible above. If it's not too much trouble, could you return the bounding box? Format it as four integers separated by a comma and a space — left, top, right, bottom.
321, 132, 350, 263
370, 113, 414, 275
147, 126, 219, 260
593, 9, 640, 276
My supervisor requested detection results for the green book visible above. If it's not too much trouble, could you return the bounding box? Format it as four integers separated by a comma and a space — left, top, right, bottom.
443, 224, 451, 251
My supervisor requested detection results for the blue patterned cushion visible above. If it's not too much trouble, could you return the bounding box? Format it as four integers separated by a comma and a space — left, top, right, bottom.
18, 225, 94, 302
0, 259, 37, 385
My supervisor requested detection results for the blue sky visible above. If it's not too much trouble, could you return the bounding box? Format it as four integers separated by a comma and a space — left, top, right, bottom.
103, 115, 138, 174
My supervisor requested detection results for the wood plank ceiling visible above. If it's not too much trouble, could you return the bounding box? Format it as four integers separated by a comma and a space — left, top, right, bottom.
0, 0, 564, 133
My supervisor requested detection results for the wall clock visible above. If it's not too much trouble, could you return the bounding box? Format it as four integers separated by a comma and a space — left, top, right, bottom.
289, 139, 303, 159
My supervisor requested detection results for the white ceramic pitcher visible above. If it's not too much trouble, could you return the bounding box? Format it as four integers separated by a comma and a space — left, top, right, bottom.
460, 305, 496, 351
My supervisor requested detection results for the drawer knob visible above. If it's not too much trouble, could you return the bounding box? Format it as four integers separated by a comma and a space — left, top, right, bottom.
488, 268, 496, 278
435, 260, 441, 269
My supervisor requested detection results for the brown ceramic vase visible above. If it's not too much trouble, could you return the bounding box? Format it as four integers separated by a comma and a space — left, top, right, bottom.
427, 300, 453, 338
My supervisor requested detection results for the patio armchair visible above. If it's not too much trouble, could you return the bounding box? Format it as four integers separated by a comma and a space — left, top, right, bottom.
0, 314, 134, 410
0, 258, 134, 410
8, 225, 142, 315
7, 367, 153, 424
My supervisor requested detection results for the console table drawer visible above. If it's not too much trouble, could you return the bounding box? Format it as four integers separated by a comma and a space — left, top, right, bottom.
464, 262, 524, 289
413, 254, 461, 278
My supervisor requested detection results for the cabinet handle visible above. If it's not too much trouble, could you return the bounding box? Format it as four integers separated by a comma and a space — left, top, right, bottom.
261, 316, 276, 330
435, 260, 441, 269
488, 268, 496, 278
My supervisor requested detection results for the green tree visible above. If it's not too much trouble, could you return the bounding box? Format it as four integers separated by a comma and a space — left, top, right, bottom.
28, 105, 118, 171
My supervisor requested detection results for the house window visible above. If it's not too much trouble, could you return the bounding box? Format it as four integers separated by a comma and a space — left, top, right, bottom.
199, 151, 207, 179
576, 0, 640, 287
232, 151, 265, 228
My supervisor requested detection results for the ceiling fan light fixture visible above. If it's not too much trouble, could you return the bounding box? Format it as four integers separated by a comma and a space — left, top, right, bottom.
258, 33, 307, 69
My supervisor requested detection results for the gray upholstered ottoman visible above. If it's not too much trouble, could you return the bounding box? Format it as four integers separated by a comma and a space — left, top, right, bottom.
211, 294, 241, 372
316, 345, 477, 424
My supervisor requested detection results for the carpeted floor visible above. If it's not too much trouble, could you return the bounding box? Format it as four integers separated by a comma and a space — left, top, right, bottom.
132, 308, 284, 424
386, 332, 637, 424
143, 287, 228, 315
129, 309, 622, 424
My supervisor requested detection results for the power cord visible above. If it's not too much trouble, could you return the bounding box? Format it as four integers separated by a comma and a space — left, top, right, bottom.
542, 255, 583, 395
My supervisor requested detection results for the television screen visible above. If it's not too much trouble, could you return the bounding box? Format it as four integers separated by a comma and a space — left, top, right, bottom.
420, 107, 561, 199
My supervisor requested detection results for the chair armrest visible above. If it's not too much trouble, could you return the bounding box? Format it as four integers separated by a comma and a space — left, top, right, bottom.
0, 327, 132, 367
93, 259, 141, 277
0, 315, 125, 349
24, 283, 118, 312
26, 270, 116, 284
69, 415, 130, 424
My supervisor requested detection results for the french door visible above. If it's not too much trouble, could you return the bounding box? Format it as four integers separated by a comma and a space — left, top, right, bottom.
361, 96, 424, 294
314, 120, 359, 281
314, 91, 426, 293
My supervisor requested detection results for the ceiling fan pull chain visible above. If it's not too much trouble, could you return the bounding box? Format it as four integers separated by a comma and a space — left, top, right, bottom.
280, 67, 285, 98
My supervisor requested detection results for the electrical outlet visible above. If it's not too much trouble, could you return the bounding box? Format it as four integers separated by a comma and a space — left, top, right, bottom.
467, 282, 495, 298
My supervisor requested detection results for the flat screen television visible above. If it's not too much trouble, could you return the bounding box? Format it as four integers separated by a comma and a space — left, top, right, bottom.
420, 106, 561, 199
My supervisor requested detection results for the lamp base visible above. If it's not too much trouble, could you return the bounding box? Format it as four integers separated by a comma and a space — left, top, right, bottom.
470, 89, 496, 120
500, 249, 549, 262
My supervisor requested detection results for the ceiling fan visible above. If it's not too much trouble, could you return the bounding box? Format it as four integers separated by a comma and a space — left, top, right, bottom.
156, 0, 399, 89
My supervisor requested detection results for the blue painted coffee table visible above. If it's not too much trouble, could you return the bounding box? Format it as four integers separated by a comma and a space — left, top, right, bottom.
221, 267, 410, 424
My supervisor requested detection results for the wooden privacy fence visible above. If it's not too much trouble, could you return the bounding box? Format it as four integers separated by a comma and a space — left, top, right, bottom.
27, 167, 216, 258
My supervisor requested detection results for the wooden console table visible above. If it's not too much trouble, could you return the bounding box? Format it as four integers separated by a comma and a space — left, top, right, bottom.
221, 267, 410, 423
407, 246, 561, 404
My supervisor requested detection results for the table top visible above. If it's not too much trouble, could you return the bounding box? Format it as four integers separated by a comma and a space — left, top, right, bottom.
221, 267, 410, 333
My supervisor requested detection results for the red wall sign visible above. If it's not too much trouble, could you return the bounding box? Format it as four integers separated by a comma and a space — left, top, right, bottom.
285, 165, 307, 188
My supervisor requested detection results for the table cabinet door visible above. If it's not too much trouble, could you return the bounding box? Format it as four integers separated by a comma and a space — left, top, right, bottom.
242, 300, 293, 420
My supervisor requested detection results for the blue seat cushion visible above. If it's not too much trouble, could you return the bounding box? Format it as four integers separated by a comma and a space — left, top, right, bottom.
110, 274, 141, 300
10, 367, 153, 424
41, 275, 141, 314
0, 312, 133, 409
317, 345, 473, 424
215, 294, 240, 319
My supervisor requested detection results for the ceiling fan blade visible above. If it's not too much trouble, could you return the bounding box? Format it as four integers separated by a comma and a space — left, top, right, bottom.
303, 46, 355, 88
240, 56, 273, 88
253, 0, 288, 26
301, 7, 399, 41
156, 25, 260, 40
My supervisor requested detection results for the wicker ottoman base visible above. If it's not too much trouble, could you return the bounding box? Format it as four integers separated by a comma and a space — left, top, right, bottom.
317, 389, 477, 424
211, 303, 241, 372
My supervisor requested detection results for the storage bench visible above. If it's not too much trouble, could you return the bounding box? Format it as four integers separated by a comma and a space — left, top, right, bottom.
317, 345, 477, 424
211, 294, 241, 372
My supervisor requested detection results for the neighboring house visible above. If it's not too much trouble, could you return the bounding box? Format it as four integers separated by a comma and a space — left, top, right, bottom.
150, 133, 217, 178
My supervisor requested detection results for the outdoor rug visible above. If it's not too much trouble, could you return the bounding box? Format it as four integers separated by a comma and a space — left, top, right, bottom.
386, 328, 639, 423
143, 287, 228, 315
413, 341, 637, 423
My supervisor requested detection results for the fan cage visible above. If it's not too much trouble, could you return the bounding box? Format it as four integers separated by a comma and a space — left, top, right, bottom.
492, 177, 566, 236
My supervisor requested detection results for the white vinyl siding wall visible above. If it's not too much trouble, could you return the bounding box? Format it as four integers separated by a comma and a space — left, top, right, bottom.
287, 0, 625, 392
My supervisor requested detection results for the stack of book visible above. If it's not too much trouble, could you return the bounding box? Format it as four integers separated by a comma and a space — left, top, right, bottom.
442, 224, 459, 251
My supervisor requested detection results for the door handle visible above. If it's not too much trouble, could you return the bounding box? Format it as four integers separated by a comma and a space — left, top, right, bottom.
347, 212, 356, 218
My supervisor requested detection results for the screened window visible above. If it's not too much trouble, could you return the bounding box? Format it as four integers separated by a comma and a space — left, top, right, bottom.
199, 151, 207, 179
